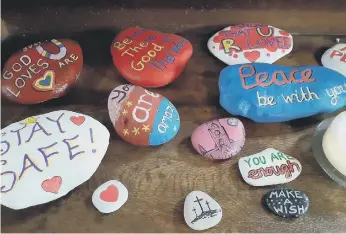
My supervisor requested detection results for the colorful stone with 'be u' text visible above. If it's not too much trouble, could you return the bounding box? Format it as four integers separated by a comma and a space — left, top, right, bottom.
208, 24, 293, 65
108, 84, 180, 146
111, 27, 193, 87
1, 39, 83, 104
219, 63, 346, 122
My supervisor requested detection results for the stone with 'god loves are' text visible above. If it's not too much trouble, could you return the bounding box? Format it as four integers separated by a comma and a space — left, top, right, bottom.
111, 27, 193, 87
238, 148, 302, 186
219, 63, 346, 122
2, 39, 83, 104
108, 84, 180, 146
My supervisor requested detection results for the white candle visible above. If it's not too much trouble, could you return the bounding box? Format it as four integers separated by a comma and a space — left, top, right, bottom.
322, 111, 346, 176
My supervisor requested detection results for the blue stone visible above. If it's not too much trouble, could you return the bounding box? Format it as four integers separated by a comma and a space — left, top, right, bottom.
219, 63, 346, 122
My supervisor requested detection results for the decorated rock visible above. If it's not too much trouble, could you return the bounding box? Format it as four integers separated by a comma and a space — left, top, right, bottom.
108, 84, 180, 146
264, 188, 309, 218
321, 43, 346, 77
208, 24, 293, 65
1, 39, 83, 104
191, 118, 245, 160
219, 63, 346, 123
111, 27, 193, 87
322, 111, 346, 176
184, 191, 222, 231
92, 180, 128, 214
238, 148, 301, 186
1, 110, 110, 210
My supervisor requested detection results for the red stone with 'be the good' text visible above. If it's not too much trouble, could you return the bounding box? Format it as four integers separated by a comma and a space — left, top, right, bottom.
1, 39, 83, 104
111, 27, 193, 88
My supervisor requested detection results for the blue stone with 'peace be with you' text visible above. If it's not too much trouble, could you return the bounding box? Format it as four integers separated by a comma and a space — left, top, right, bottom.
219, 63, 346, 122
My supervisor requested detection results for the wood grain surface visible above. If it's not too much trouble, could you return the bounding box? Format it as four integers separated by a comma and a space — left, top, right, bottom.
1, 0, 346, 232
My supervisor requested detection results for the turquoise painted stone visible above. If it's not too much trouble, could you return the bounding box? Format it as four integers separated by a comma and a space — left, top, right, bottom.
219, 63, 346, 123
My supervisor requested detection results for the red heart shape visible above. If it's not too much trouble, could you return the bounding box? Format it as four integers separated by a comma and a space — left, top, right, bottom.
41, 176, 62, 194
100, 185, 119, 202
244, 51, 261, 62
70, 116, 85, 126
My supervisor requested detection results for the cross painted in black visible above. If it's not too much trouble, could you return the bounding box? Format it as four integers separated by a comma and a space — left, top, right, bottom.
194, 196, 204, 212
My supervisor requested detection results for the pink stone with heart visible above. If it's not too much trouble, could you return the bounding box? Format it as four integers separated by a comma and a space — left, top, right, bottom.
191, 118, 245, 160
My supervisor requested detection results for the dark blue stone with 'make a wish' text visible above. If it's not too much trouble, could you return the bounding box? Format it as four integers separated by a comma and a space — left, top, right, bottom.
264, 188, 309, 218
219, 63, 346, 122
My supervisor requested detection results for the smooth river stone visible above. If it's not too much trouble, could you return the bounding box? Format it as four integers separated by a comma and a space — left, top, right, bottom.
111, 27, 193, 87
264, 188, 309, 218
191, 118, 245, 160
108, 84, 180, 146
322, 111, 346, 176
321, 43, 346, 77
2, 39, 83, 104
92, 180, 128, 214
184, 191, 222, 231
208, 24, 293, 65
219, 63, 346, 123
238, 148, 302, 186
1, 110, 110, 210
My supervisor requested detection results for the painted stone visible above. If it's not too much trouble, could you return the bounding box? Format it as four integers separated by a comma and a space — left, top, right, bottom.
184, 191, 222, 231
321, 43, 346, 77
264, 188, 309, 218
0, 110, 110, 210
191, 118, 245, 160
208, 24, 293, 65
1, 39, 83, 104
322, 111, 346, 176
108, 84, 180, 146
111, 27, 193, 87
238, 148, 301, 186
219, 63, 346, 123
92, 180, 128, 214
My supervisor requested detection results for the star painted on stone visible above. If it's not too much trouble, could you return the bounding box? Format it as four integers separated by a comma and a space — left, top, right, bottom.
132, 127, 140, 136
173, 126, 177, 132
123, 129, 129, 136
122, 109, 128, 116
126, 101, 132, 107
22, 117, 38, 126
142, 124, 150, 132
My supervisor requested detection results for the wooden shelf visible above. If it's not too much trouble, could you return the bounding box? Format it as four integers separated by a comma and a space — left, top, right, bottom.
1, 0, 346, 232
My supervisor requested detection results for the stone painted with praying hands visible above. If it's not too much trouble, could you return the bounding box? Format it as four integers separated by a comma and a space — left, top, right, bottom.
219, 63, 346, 122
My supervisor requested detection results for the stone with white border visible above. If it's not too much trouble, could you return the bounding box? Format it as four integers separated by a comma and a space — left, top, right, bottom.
238, 148, 302, 186
321, 43, 346, 77
184, 191, 222, 231
1, 110, 110, 210
92, 180, 128, 214
207, 24, 293, 65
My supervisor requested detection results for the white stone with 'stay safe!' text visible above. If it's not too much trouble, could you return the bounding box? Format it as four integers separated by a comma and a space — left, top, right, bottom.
1, 110, 110, 210
238, 148, 302, 186
92, 180, 128, 214
321, 43, 346, 77
184, 191, 222, 231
